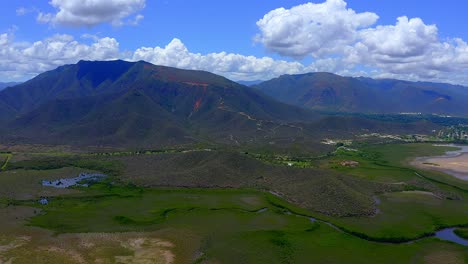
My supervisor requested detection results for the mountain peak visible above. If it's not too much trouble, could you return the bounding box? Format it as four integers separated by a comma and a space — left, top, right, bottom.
76, 60, 136, 86
0, 60, 314, 146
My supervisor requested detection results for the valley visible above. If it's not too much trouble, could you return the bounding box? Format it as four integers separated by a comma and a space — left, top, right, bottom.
0, 141, 467, 263
2, 0, 468, 261
2, 0, 468, 262
0, 60, 466, 263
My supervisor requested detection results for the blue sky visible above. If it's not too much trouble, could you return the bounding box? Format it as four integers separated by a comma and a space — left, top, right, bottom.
1, 0, 468, 85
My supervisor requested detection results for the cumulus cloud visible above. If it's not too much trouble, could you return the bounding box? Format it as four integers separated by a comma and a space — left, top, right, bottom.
1, 30, 467, 85
132, 38, 308, 81
255, 0, 378, 59
357, 17, 438, 59
0, 33, 120, 81
255, 0, 468, 85
3, 0, 468, 86
37, 0, 146, 27
0, 34, 311, 82
346, 17, 468, 82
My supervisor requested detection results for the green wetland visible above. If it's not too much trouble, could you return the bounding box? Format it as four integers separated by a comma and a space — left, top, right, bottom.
0, 143, 467, 263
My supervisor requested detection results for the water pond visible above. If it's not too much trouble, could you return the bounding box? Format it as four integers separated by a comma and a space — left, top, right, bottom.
42, 172, 106, 188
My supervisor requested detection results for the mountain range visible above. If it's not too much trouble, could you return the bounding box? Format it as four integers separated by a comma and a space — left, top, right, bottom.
0, 60, 451, 149
253, 73, 468, 116
0, 60, 319, 148
0, 82, 21, 91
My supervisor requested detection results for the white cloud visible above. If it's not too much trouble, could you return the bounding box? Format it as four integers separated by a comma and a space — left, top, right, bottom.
255, 0, 378, 59
16, 7, 33, 16
0, 33, 120, 81
345, 17, 468, 83
132, 38, 308, 81
1, 30, 467, 85
37, 0, 146, 27
255, 1, 468, 85
357, 17, 438, 59
0, 34, 9, 46
0, 34, 310, 82
129, 14, 144, 26
3, 0, 468, 87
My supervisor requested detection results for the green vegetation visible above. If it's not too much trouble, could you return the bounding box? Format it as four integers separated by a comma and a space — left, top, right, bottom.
16, 184, 467, 263
454, 228, 468, 239
5, 143, 467, 240
5, 156, 123, 177
323, 143, 468, 189
246, 152, 319, 168
1, 60, 468, 263
0, 60, 323, 149
0, 167, 86, 199
115, 151, 389, 217
325, 191, 468, 241
0, 142, 467, 263
438, 125, 468, 143
323, 112, 468, 128
308, 143, 468, 241
0, 153, 11, 171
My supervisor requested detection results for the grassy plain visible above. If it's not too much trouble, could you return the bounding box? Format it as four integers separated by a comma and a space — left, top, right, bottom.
114, 151, 383, 217
0, 142, 467, 263
11, 185, 468, 263
0, 153, 11, 170
315, 143, 468, 240
0, 167, 86, 199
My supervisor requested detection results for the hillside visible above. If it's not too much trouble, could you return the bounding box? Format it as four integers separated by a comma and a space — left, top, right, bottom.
0, 61, 446, 149
0, 60, 319, 148
254, 73, 468, 116
0, 82, 21, 91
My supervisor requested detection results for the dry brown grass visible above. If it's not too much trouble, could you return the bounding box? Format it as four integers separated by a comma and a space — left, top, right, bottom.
0, 201, 176, 264
423, 250, 465, 264
0, 232, 175, 264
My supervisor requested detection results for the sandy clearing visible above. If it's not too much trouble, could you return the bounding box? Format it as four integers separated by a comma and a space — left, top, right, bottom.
423, 250, 464, 264
412, 153, 468, 181
116, 237, 175, 264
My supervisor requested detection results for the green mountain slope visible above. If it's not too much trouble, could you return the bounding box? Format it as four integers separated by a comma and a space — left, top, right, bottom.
0, 60, 318, 147
0, 61, 446, 149
0, 82, 21, 91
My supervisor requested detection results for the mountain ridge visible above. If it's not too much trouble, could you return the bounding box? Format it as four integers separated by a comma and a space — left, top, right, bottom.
0, 60, 447, 150
0, 60, 319, 148
254, 72, 468, 116
0, 82, 21, 91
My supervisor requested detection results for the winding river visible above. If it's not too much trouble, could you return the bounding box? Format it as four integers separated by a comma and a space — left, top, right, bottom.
435, 228, 468, 246
269, 190, 468, 246
402, 144, 468, 245
288, 209, 468, 246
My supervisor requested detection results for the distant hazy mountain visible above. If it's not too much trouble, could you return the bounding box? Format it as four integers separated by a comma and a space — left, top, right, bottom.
236, 80, 265, 86
0, 82, 21, 91
254, 73, 468, 116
